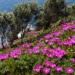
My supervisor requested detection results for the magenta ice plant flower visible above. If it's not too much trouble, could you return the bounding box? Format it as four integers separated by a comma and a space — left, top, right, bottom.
60, 50, 67, 55
34, 50, 39, 54
47, 54, 53, 58
56, 53, 63, 59
73, 29, 75, 32
45, 61, 51, 67
49, 48, 54, 52
45, 40, 49, 43
70, 39, 75, 44
37, 65, 43, 69
71, 58, 75, 63
39, 38, 43, 41
55, 66, 62, 72
13, 55, 18, 59
48, 42, 53, 45
50, 63, 56, 68
66, 36, 71, 40
34, 67, 40, 72
54, 32, 61, 36
66, 67, 74, 73
56, 47, 61, 51
44, 34, 53, 39
43, 68, 50, 74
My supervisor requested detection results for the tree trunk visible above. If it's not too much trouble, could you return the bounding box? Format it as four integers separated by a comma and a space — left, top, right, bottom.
1, 32, 5, 49
21, 23, 28, 39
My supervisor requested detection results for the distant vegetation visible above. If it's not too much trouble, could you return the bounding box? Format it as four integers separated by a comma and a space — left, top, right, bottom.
0, 1, 41, 48
0, 0, 75, 48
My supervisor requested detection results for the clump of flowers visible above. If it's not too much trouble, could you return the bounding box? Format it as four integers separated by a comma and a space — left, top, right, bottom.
34, 65, 43, 72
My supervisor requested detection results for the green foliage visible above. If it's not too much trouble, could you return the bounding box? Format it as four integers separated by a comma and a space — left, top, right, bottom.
0, 22, 75, 75
0, 1, 41, 47
70, 3, 75, 16
13, 2, 41, 38
28, 1, 41, 15
36, 0, 69, 30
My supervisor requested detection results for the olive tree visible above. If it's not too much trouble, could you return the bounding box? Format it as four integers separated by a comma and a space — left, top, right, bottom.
13, 2, 41, 38
0, 11, 8, 48
43, 0, 67, 29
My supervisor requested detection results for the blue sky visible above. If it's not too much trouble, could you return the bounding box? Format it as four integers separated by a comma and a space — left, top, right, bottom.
0, 0, 75, 12
67, 0, 75, 5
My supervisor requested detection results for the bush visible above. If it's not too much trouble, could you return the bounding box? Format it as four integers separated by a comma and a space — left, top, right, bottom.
0, 21, 75, 75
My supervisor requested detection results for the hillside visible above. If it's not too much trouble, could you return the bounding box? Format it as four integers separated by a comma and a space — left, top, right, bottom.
0, 21, 75, 75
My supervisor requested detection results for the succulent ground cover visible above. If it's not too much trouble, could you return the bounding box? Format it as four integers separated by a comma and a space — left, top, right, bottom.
0, 21, 75, 75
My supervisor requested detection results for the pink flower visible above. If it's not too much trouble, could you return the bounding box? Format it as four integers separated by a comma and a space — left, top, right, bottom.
66, 37, 71, 40
48, 42, 53, 45
56, 47, 61, 51
57, 54, 63, 59
49, 48, 54, 52
66, 23, 70, 25
34, 31, 40, 34
72, 26, 75, 29
44, 34, 53, 39
43, 47, 48, 51
73, 29, 75, 32
70, 39, 75, 44
37, 43, 45, 46
57, 42, 63, 45
39, 38, 43, 41
45, 40, 49, 43
34, 50, 39, 54
68, 41, 72, 46
71, 58, 75, 62
43, 68, 50, 74
72, 35, 75, 39
62, 27, 68, 31
50, 64, 56, 68
47, 54, 53, 58
28, 43, 32, 46
55, 66, 62, 71
63, 41, 69, 45
34, 67, 40, 72
71, 21, 74, 24
34, 46, 39, 50
54, 32, 61, 36
45, 61, 51, 67
13, 55, 18, 58
37, 65, 43, 69
60, 50, 67, 55
66, 67, 74, 73
62, 25, 67, 28
16, 50, 22, 55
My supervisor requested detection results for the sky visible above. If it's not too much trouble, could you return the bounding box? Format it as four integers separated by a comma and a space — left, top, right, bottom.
0, 0, 45, 12
0, 0, 75, 12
